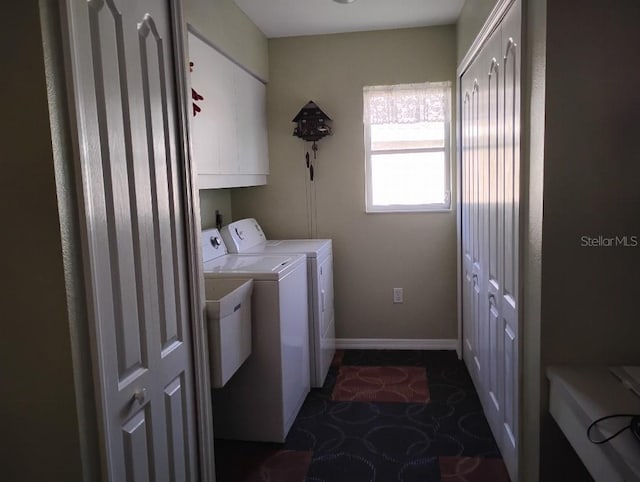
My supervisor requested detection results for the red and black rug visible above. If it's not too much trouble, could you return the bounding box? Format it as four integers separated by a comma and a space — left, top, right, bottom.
331, 365, 429, 403
214, 349, 509, 482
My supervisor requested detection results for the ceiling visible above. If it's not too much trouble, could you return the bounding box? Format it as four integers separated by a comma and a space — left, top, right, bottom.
233, 0, 466, 38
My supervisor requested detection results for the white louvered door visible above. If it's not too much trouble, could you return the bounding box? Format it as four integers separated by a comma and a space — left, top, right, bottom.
460, 0, 521, 478
64, 0, 198, 480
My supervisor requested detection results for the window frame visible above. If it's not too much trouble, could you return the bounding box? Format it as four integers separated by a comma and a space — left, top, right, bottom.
364, 82, 452, 214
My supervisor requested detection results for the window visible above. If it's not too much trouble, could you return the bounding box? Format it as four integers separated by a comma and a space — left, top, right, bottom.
363, 82, 451, 212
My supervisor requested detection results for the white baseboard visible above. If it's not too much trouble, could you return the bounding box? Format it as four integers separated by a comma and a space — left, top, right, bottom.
334, 338, 458, 351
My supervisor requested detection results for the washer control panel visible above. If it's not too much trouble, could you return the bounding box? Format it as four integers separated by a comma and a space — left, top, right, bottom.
221, 218, 266, 253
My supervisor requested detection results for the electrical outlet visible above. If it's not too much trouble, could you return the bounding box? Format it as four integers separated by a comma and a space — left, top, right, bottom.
393, 288, 403, 304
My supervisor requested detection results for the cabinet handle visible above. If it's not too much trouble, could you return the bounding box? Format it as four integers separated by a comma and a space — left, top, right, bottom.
488, 294, 497, 305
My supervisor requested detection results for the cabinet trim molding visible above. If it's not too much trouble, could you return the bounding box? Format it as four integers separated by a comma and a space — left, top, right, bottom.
197, 173, 267, 190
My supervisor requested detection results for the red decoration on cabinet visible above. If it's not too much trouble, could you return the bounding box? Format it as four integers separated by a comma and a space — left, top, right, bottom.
189, 61, 204, 117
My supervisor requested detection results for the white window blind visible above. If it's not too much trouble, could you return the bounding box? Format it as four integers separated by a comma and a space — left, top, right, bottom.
363, 82, 451, 213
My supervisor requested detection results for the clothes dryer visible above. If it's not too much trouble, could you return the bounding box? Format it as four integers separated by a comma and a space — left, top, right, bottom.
202, 229, 309, 442
221, 218, 335, 388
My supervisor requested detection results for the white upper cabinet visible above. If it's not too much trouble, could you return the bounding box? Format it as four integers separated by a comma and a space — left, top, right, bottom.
235, 65, 269, 177
188, 28, 269, 188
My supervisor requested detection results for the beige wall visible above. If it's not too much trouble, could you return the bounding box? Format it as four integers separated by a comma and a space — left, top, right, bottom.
541, 0, 640, 367
527, 0, 640, 479
456, 0, 499, 62
200, 187, 234, 229
184, 0, 268, 231
231, 26, 458, 341
539, 10, 640, 477
0, 3, 86, 481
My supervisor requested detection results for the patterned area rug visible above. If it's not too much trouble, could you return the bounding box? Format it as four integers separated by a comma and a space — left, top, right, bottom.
438, 456, 511, 481
331, 365, 429, 403
214, 349, 510, 482
215, 442, 313, 482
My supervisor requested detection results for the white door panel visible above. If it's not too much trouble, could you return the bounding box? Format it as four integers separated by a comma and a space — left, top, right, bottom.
462, 60, 485, 383
65, 0, 198, 480
122, 409, 153, 481
472, 274, 482, 375
459, 0, 520, 478
164, 375, 192, 481
461, 78, 475, 365
499, 2, 521, 475
483, 25, 504, 436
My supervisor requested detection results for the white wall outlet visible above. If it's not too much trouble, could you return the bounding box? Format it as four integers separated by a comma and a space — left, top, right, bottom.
393, 288, 403, 304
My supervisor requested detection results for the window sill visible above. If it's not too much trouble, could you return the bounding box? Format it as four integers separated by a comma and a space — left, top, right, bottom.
365, 206, 452, 214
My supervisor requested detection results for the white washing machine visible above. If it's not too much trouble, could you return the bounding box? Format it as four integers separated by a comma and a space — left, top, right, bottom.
220, 218, 335, 388
201, 228, 309, 443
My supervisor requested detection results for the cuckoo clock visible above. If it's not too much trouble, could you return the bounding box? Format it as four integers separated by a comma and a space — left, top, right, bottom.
292, 101, 332, 181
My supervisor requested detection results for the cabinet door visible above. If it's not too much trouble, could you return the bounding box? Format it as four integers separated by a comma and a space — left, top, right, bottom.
209, 47, 238, 175
188, 32, 237, 176
188, 30, 269, 188
216, 55, 239, 175
235, 67, 269, 176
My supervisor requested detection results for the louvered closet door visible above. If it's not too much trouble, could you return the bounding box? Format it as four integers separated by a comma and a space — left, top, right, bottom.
64, 0, 198, 480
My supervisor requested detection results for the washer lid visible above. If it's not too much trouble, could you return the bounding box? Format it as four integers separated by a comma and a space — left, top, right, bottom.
221, 218, 332, 257
203, 253, 306, 280
237, 239, 332, 258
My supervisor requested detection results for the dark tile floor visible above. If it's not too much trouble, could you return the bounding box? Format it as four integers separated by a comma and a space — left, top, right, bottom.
214, 349, 509, 482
